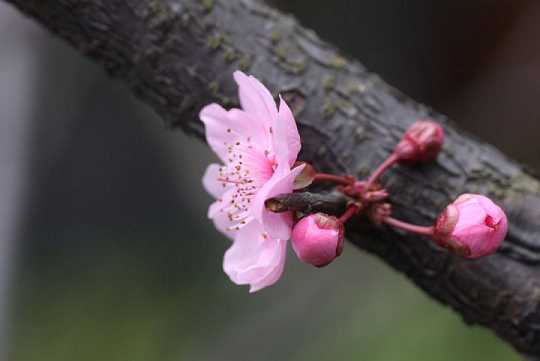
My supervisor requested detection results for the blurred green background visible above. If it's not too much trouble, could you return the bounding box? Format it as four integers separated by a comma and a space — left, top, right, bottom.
3, 0, 540, 360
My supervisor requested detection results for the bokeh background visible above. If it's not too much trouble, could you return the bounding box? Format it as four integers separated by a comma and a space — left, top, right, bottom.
2, 0, 540, 360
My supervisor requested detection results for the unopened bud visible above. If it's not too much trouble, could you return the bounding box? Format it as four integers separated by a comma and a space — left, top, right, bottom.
291, 213, 344, 267
433, 194, 508, 258
394, 120, 444, 164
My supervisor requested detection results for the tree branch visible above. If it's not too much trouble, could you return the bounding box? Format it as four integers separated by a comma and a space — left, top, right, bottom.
5, 0, 540, 357
266, 191, 347, 215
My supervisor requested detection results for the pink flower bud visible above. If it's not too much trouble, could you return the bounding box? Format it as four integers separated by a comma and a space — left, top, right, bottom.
394, 120, 444, 164
291, 213, 344, 267
433, 194, 508, 258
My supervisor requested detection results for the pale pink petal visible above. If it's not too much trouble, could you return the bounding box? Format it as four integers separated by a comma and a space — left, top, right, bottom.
223, 221, 287, 292
251, 162, 305, 239
207, 192, 237, 240
261, 212, 294, 243
234, 71, 278, 125
273, 96, 301, 166
200, 105, 259, 160
249, 240, 287, 293
200, 103, 273, 165
211, 209, 237, 240
200, 104, 237, 162
202, 163, 229, 199
227, 109, 271, 151
207, 188, 235, 218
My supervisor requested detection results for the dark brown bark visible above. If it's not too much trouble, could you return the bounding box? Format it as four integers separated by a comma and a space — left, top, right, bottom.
266, 191, 347, 215
5, 0, 540, 358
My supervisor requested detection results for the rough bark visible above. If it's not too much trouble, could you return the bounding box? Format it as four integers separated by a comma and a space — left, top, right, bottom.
5, 0, 540, 358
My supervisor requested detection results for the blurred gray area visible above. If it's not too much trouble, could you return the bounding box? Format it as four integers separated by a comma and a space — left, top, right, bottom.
0, 6, 36, 358
2, 0, 539, 360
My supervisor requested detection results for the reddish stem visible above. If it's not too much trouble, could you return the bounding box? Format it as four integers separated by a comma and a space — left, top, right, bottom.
363, 153, 399, 192
339, 205, 360, 223
313, 173, 353, 186
383, 217, 434, 236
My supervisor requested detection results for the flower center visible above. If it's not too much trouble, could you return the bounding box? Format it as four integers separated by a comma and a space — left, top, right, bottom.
217, 138, 278, 232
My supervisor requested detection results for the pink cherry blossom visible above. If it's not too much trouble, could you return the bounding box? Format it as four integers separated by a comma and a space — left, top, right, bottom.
200, 71, 303, 292
434, 194, 508, 258
291, 213, 344, 267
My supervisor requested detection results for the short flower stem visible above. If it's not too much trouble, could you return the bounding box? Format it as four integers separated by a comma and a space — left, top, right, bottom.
383, 216, 434, 236
313, 173, 353, 186
363, 153, 399, 192
339, 205, 360, 223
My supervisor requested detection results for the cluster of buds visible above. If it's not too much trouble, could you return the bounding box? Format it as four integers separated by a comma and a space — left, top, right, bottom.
201, 72, 508, 292
200, 71, 508, 292
269, 120, 508, 267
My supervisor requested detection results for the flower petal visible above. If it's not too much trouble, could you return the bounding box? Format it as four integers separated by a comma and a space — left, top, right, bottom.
208, 188, 234, 218
251, 162, 305, 239
223, 221, 287, 292
207, 194, 237, 240
233, 71, 278, 125
476, 195, 505, 224
454, 224, 494, 257
228, 109, 270, 151
200, 104, 239, 163
248, 242, 287, 293
202, 163, 229, 199
211, 209, 237, 240
273, 96, 301, 166
453, 200, 486, 233
200, 103, 273, 165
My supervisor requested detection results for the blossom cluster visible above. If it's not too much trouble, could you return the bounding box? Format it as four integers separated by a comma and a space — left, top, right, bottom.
200, 71, 508, 292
